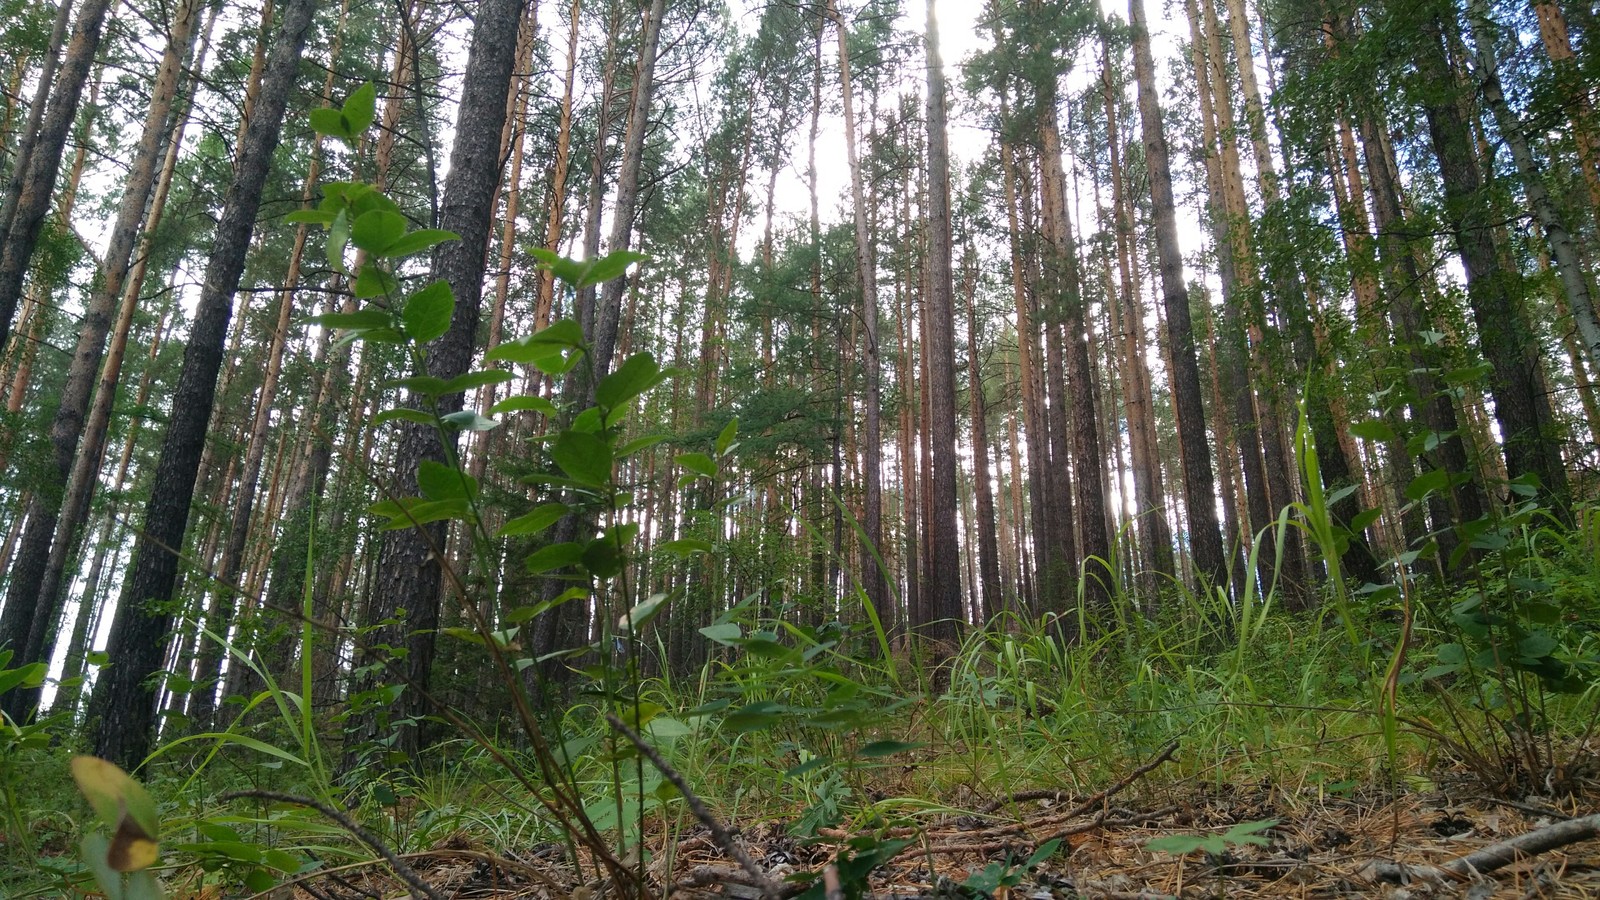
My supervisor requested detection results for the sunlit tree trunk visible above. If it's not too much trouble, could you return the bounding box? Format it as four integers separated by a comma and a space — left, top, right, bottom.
921, 0, 962, 647
359, 0, 528, 761
0, 0, 115, 352
87, 0, 318, 768
1129, 0, 1228, 587
826, 0, 888, 627
964, 253, 1002, 620
1098, 33, 1172, 588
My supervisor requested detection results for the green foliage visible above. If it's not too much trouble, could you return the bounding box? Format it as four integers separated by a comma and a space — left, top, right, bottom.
960, 837, 1061, 897
1146, 819, 1276, 856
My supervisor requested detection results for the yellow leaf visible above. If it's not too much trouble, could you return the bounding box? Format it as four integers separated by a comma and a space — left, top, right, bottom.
71, 756, 161, 872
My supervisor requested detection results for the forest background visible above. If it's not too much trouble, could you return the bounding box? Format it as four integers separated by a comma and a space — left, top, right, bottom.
1, 0, 1600, 894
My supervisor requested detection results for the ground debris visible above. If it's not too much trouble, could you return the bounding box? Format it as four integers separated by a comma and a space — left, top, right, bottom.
285, 787, 1600, 899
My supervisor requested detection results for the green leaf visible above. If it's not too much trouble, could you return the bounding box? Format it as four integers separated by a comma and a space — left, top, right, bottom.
552, 431, 613, 486
617, 434, 668, 457
353, 264, 399, 299
596, 352, 662, 410
577, 249, 648, 288
306, 308, 391, 331
441, 410, 497, 432
491, 395, 560, 416
528, 317, 587, 348
377, 498, 471, 529
349, 188, 401, 219
486, 340, 564, 368
525, 542, 585, 574
1221, 819, 1277, 846
308, 107, 349, 140
441, 369, 513, 394
505, 587, 588, 622
388, 375, 450, 396
417, 459, 476, 501
243, 869, 277, 893
530, 248, 587, 286
1348, 507, 1383, 534
403, 281, 454, 344
699, 623, 742, 646
262, 849, 301, 873
326, 208, 350, 274
656, 538, 713, 557
383, 228, 459, 259
716, 418, 739, 456
498, 503, 569, 537
342, 82, 377, 136
1349, 419, 1395, 443
1146, 834, 1213, 855
284, 209, 336, 226
583, 536, 624, 579
351, 210, 407, 254
1519, 632, 1558, 659
677, 452, 717, 479
620, 594, 669, 635
0, 661, 45, 694
1405, 468, 1451, 502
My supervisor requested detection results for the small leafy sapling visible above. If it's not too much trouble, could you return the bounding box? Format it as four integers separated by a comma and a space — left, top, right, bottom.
1146, 818, 1276, 859
959, 837, 1062, 897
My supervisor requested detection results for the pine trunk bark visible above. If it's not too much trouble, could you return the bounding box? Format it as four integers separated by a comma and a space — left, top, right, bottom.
0, 0, 115, 352
86, 0, 317, 769
921, 0, 963, 649
1128, 0, 1229, 587
826, 0, 888, 628
1413, 10, 1571, 518
358, 0, 527, 762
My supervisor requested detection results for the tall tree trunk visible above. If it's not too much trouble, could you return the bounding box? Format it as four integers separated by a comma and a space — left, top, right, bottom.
1098, 31, 1173, 587
358, 0, 528, 762
921, 0, 962, 648
87, 0, 317, 769
535, 0, 582, 333
530, 0, 665, 677
0, 0, 73, 249
0, 0, 115, 352
997, 117, 1053, 612
1412, 8, 1571, 518
964, 256, 1002, 619
1128, 0, 1228, 587
1469, 0, 1600, 374
1035, 61, 1111, 609
0, 0, 203, 722
826, 0, 888, 627
1531, 0, 1600, 217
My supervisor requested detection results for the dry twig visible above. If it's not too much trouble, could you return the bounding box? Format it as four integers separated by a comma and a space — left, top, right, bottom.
221, 790, 444, 900
605, 712, 784, 900
1358, 811, 1600, 884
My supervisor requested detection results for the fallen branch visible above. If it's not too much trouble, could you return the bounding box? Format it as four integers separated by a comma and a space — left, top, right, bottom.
1058, 742, 1180, 823
606, 712, 784, 900
221, 790, 444, 900
1358, 811, 1600, 884
675, 865, 807, 899
981, 789, 1085, 814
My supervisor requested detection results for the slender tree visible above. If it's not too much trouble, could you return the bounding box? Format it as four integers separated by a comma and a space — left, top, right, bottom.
1128, 0, 1228, 587
86, 0, 318, 768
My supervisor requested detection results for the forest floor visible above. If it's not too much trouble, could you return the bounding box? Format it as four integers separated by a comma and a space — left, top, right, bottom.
274, 775, 1600, 899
